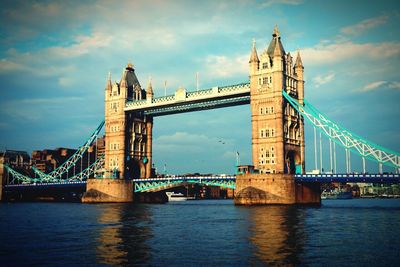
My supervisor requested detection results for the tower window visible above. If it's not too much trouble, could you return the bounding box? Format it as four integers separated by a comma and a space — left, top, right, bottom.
263, 77, 267, 84
271, 107, 274, 113
260, 108, 263, 114
262, 62, 268, 69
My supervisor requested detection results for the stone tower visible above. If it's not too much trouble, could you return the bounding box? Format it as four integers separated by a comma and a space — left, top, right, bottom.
104, 63, 153, 179
249, 26, 305, 174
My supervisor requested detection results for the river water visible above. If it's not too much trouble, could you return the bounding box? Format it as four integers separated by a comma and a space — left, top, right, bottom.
1, 199, 399, 266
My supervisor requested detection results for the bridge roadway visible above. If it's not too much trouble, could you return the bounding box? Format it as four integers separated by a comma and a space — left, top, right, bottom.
125, 83, 250, 116
4, 174, 400, 192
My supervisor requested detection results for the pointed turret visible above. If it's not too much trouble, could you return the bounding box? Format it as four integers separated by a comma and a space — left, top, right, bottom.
295, 51, 304, 104
266, 25, 285, 59
106, 72, 112, 92
146, 77, 154, 102
249, 39, 260, 63
119, 62, 141, 99
294, 51, 303, 69
249, 39, 260, 75
273, 40, 283, 57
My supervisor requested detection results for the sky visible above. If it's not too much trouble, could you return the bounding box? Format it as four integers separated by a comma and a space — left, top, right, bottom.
0, 0, 399, 175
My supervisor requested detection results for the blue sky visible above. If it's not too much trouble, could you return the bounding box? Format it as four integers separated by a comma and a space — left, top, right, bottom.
0, 0, 399, 174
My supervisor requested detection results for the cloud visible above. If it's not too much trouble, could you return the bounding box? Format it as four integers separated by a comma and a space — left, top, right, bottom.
260, 0, 302, 8
361, 81, 400, 92
312, 72, 335, 88
300, 41, 400, 66
203, 54, 248, 78
46, 32, 112, 58
340, 15, 389, 36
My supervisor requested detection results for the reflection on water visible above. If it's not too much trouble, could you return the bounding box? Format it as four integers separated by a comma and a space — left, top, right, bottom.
248, 206, 306, 266
94, 202, 309, 266
2, 199, 399, 266
96, 204, 152, 266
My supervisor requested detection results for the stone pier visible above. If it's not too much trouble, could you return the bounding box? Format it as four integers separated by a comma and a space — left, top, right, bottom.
82, 178, 133, 203
234, 173, 320, 205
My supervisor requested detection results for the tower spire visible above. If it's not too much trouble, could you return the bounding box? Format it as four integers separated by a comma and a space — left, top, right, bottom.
106, 71, 112, 91
273, 24, 280, 38
249, 38, 260, 63
295, 50, 303, 68
147, 76, 153, 94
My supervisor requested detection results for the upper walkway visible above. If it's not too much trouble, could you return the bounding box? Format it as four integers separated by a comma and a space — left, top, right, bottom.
125, 83, 250, 116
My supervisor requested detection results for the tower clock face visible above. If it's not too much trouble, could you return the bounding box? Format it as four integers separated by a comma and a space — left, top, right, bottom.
143, 156, 148, 164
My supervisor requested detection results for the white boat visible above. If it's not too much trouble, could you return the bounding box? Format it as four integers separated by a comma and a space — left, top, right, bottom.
166, 192, 187, 202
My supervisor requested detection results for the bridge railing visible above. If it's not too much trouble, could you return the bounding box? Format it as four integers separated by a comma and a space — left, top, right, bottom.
125, 82, 250, 111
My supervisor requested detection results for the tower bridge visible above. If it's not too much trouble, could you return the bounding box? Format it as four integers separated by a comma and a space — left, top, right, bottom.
2, 26, 400, 204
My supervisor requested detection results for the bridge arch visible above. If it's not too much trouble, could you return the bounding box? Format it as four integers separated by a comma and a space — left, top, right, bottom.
285, 150, 301, 174
127, 159, 146, 179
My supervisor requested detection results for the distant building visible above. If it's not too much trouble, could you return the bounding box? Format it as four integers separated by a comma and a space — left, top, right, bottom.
237, 165, 255, 174
31, 148, 77, 174
0, 150, 31, 200
30, 142, 102, 179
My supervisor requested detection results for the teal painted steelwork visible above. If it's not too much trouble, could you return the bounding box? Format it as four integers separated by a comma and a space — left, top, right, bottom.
31, 121, 105, 181
283, 91, 400, 169
4, 165, 40, 184
5, 154, 105, 184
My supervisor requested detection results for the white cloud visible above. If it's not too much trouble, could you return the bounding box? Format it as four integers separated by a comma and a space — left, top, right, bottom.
58, 77, 72, 87
46, 32, 112, 58
312, 72, 335, 88
361, 81, 400, 92
300, 41, 400, 66
260, 0, 302, 8
203, 54, 248, 78
340, 15, 389, 36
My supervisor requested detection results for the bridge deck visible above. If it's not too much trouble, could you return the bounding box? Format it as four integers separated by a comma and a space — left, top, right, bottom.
125, 83, 250, 116
3, 174, 399, 191
295, 174, 400, 183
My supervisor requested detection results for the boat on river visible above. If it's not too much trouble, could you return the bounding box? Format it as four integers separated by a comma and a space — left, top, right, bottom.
166, 192, 187, 202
